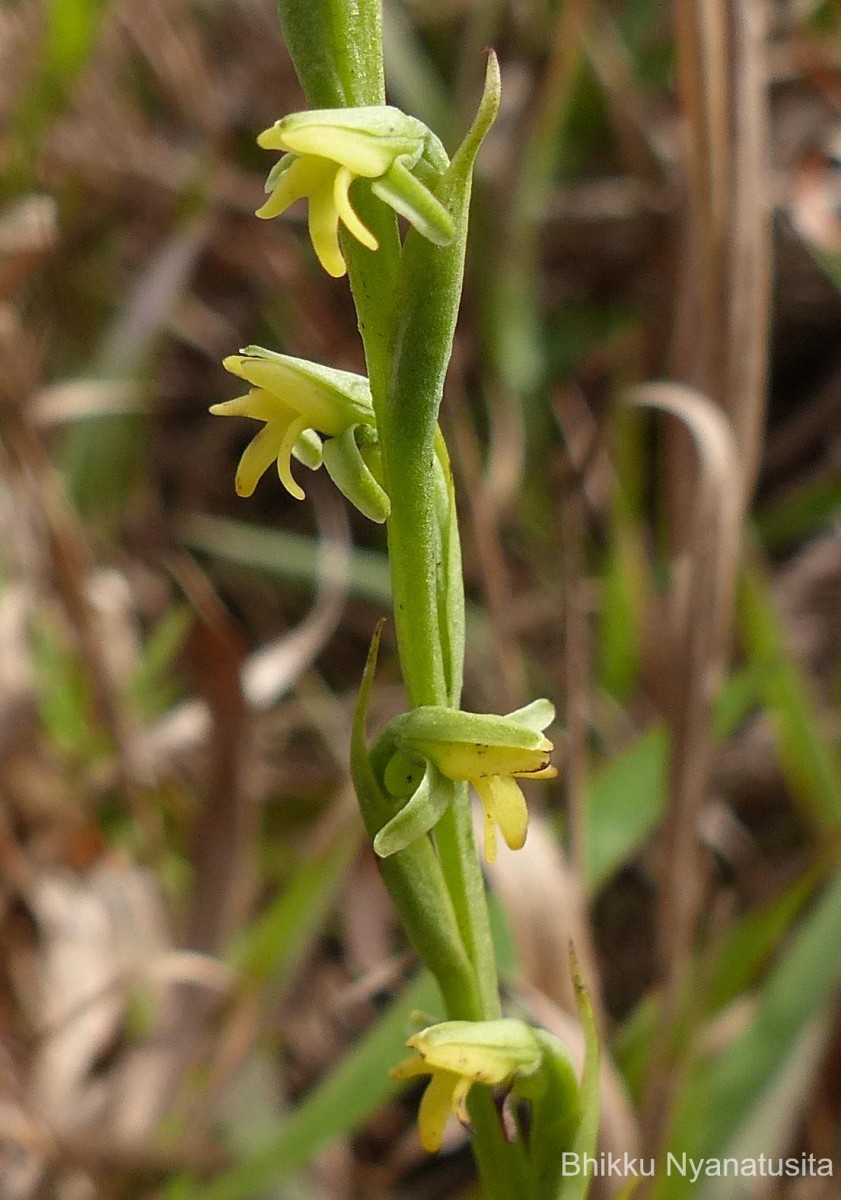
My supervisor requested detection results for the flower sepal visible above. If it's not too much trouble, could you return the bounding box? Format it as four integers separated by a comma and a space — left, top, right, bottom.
372, 754, 454, 858
257, 107, 449, 176
223, 346, 374, 434
322, 423, 390, 523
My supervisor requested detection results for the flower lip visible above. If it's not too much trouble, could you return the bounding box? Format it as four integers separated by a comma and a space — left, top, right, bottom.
209, 387, 311, 499
409, 735, 555, 781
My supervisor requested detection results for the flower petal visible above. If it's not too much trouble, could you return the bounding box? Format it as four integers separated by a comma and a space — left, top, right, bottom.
275, 414, 308, 500
416, 739, 552, 781
255, 154, 313, 220
451, 1075, 474, 1126
263, 152, 295, 195
505, 698, 555, 734
260, 108, 424, 177
390, 1053, 429, 1082
514, 762, 558, 781
223, 349, 373, 434
474, 777, 499, 864
234, 423, 284, 498
409, 1019, 543, 1082
333, 166, 378, 251
390, 706, 550, 753
291, 427, 323, 470
418, 1070, 460, 1153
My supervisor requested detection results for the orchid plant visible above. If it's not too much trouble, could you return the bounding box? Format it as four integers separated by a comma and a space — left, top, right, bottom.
212, 3, 598, 1196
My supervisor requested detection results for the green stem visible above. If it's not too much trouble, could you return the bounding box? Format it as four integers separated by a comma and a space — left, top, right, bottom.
435, 795, 501, 1019
470, 1089, 532, 1200
275, 0, 384, 107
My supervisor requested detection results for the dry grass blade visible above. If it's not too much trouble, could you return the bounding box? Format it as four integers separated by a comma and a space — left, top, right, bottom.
242, 480, 350, 711
0, 195, 58, 301
136, 480, 351, 787
28, 862, 169, 1128
627, 382, 742, 1152
554, 382, 611, 899
0, 313, 151, 820
671, 0, 772, 521
484, 811, 605, 1029
32, 379, 145, 425
98, 213, 214, 376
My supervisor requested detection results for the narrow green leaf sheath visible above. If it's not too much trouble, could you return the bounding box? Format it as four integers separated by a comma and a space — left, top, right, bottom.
379, 54, 501, 708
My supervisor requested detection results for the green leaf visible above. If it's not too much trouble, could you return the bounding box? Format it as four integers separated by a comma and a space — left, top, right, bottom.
8, 0, 110, 183
585, 660, 768, 892
179, 512, 393, 607
612, 869, 822, 1101
586, 726, 668, 890
755, 477, 841, 548
558, 957, 600, 1200
739, 562, 841, 826
705, 868, 822, 1012
702, 869, 841, 1154
656, 869, 841, 1199
129, 605, 192, 718
230, 834, 360, 998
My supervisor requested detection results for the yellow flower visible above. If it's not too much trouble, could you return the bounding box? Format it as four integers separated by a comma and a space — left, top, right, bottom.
391, 1020, 543, 1153
211, 346, 389, 520
255, 107, 454, 277
382, 701, 558, 862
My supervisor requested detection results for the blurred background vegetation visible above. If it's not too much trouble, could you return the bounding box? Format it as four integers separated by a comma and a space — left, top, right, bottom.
2, 0, 841, 1197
